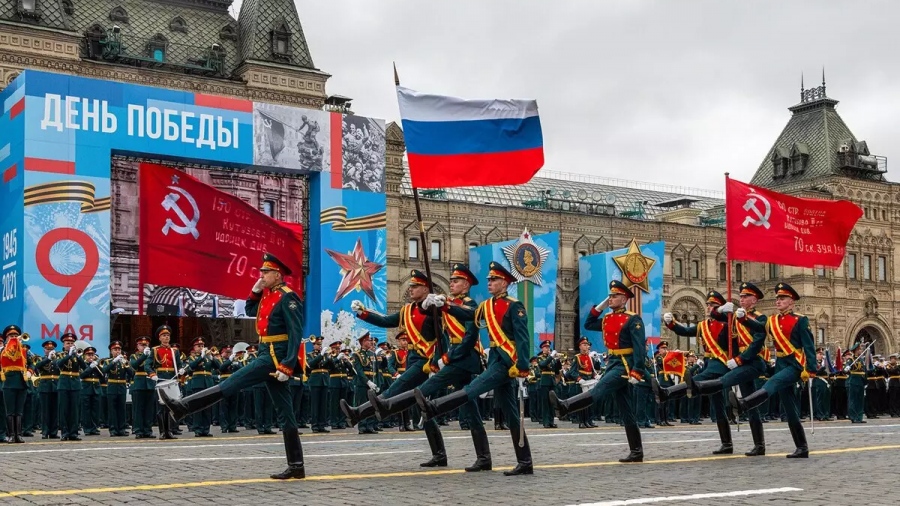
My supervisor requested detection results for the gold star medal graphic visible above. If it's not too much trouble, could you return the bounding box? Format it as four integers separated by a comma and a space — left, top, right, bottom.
613, 238, 656, 293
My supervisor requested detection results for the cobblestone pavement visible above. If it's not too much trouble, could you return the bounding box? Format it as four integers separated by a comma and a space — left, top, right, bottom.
0, 417, 897, 505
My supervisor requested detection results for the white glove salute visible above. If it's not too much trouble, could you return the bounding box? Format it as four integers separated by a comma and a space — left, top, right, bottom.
663, 312, 674, 325
719, 302, 734, 313
726, 359, 738, 370
735, 308, 746, 318
350, 300, 365, 314
275, 371, 290, 382
252, 277, 265, 293
594, 297, 610, 313
366, 380, 378, 391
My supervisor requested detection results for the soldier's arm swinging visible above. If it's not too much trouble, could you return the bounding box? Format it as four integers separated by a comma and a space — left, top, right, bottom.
277, 294, 305, 374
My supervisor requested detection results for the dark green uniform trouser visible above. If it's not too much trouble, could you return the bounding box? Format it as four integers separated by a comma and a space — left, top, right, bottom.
310, 386, 328, 430
354, 386, 377, 432
80, 391, 101, 433
3, 387, 26, 415
217, 356, 298, 431
58, 390, 80, 438
253, 386, 273, 432
848, 380, 865, 422
40, 392, 58, 436
107, 393, 127, 434
188, 387, 213, 435
132, 390, 156, 436
220, 392, 239, 431
539, 385, 554, 426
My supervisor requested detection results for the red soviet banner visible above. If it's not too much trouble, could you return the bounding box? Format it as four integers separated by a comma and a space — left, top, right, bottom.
726, 178, 862, 268
138, 163, 303, 302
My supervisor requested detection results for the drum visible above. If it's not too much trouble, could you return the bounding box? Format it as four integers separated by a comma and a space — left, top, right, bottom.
155, 378, 182, 405
579, 378, 598, 393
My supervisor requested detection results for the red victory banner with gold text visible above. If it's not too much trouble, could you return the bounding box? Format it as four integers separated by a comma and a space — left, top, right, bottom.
726, 178, 862, 268
139, 163, 303, 302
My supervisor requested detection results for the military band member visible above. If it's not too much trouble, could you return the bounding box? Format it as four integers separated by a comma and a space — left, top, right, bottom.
681, 282, 769, 456
79, 346, 103, 436
307, 336, 330, 433
347, 332, 379, 434
146, 325, 182, 439
390, 332, 415, 432
344, 270, 448, 464
218, 345, 243, 433
371, 263, 491, 471
130, 337, 156, 438
102, 341, 130, 436
847, 344, 867, 423
550, 280, 647, 464
887, 354, 900, 417
831, 350, 850, 420
35, 340, 60, 439
160, 253, 306, 479
326, 341, 346, 429
659, 290, 739, 455
415, 261, 533, 476
1, 325, 32, 443
812, 348, 832, 421
653, 341, 674, 426
537, 340, 561, 428
56, 332, 84, 441
186, 337, 215, 437
570, 337, 601, 428
734, 282, 817, 458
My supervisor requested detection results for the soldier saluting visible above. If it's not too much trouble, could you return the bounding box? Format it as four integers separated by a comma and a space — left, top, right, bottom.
159, 253, 307, 480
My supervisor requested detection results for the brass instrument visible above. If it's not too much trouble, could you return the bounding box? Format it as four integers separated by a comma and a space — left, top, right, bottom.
73, 340, 91, 355
21, 332, 31, 342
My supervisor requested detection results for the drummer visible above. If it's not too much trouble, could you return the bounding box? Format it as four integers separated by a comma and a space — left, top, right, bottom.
146, 325, 183, 440
571, 337, 601, 429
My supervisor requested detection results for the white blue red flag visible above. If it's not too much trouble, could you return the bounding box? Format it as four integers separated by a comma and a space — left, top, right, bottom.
396, 86, 544, 188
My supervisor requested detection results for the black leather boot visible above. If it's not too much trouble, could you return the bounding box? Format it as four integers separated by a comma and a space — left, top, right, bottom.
695, 379, 724, 396
712, 416, 733, 454
414, 388, 468, 421
5, 415, 13, 444
271, 428, 305, 479
503, 427, 533, 475
368, 390, 417, 422
619, 425, 643, 463
786, 420, 808, 458
160, 385, 224, 421
419, 422, 448, 467
735, 388, 769, 414
339, 399, 375, 428
465, 425, 492, 472
12, 415, 24, 443
660, 382, 692, 403
745, 417, 766, 456
549, 390, 593, 418
158, 412, 176, 440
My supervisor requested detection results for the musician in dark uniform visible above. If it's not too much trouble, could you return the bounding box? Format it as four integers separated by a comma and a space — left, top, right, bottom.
370, 263, 491, 471
569, 337, 601, 428
1, 325, 33, 443
887, 354, 900, 417
658, 290, 739, 455
146, 325, 182, 440
159, 253, 306, 480
342, 270, 448, 465
35, 340, 60, 439
550, 280, 647, 463
347, 331, 379, 434
847, 343, 867, 423
537, 340, 561, 428
102, 341, 130, 436
185, 336, 216, 437
217, 345, 243, 433
56, 332, 84, 441
306, 336, 330, 433
415, 262, 533, 476
831, 350, 850, 419
734, 282, 817, 458
130, 336, 156, 438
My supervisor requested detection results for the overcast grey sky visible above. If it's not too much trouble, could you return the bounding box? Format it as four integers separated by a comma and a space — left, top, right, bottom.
240, 1, 900, 192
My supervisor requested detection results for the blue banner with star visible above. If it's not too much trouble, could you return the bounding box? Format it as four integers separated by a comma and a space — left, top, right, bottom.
579, 240, 665, 353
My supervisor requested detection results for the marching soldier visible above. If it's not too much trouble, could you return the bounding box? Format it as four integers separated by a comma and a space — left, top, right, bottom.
847, 343, 867, 423
537, 340, 561, 428
415, 261, 534, 476
306, 336, 330, 433
186, 337, 215, 437
570, 337, 601, 428
346, 332, 379, 434
658, 290, 739, 455
102, 341, 130, 436
35, 340, 60, 439
79, 346, 103, 436
130, 337, 156, 438
56, 333, 84, 441
217, 345, 243, 433
1, 325, 33, 443
159, 253, 307, 480
343, 270, 448, 464
550, 280, 648, 464
370, 263, 492, 471
733, 282, 817, 458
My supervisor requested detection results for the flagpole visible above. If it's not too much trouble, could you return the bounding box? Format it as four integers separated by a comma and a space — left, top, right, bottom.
724, 172, 733, 358
395, 62, 444, 365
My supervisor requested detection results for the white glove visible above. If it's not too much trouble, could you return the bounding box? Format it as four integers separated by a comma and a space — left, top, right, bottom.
550, 350, 559, 358
843, 366, 850, 373
351, 300, 365, 314
589, 351, 599, 359
200, 348, 207, 358
735, 308, 746, 318
0, 345, 4, 354
48, 351, 56, 360
366, 380, 377, 391
421, 293, 436, 310
436, 358, 445, 370
143, 347, 151, 356
719, 302, 734, 313
90, 361, 98, 369
628, 376, 640, 385
115, 355, 125, 364
178, 367, 188, 376
433, 294, 446, 308
252, 278, 265, 293
275, 371, 290, 382
726, 359, 738, 370
69, 346, 76, 356
375, 348, 384, 357
320, 346, 329, 357
229, 353, 236, 361
594, 373, 601, 380
663, 312, 673, 324
593, 297, 610, 313
337, 353, 346, 361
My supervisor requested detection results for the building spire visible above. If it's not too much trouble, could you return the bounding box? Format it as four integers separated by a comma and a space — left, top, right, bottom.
821, 66, 826, 96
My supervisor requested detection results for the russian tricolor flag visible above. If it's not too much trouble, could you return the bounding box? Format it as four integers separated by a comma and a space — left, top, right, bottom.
397, 86, 544, 188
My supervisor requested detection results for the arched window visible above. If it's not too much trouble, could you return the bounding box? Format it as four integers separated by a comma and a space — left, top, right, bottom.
408, 238, 419, 259
674, 259, 683, 278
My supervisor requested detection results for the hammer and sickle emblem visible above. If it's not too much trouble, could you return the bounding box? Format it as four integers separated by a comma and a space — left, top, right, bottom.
161, 186, 201, 239
742, 190, 771, 229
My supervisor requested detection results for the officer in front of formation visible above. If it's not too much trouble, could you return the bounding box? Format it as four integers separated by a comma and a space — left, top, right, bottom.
306, 336, 331, 433
56, 332, 84, 441
550, 280, 647, 464
130, 336, 156, 438
35, 339, 60, 439
1, 325, 32, 443
102, 341, 131, 436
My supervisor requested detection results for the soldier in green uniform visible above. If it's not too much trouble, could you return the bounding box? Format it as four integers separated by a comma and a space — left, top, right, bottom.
102, 341, 130, 436
550, 280, 648, 463
346, 332, 379, 434
391, 332, 416, 431
306, 336, 330, 433
23, 346, 38, 437
415, 262, 534, 476
370, 263, 492, 471
733, 282, 817, 458
654, 341, 675, 426
887, 354, 900, 417
185, 337, 216, 437
847, 344, 867, 423
1, 325, 33, 443
217, 345, 243, 433
35, 340, 60, 439
812, 348, 832, 421
130, 337, 156, 438
325, 341, 345, 429
79, 346, 103, 436
831, 351, 849, 420
146, 325, 183, 439
160, 253, 307, 479
680, 352, 702, 424
537, 340, 561, 428
55, 333, 84, 441
569, 337, 601, 428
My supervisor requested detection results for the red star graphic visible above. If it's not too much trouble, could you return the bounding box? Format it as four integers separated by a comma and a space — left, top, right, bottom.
325, 239, 384, 303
